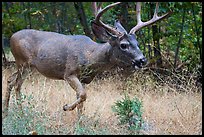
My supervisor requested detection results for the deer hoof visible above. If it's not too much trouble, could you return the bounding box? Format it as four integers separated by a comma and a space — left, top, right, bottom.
63, 104, 74, 111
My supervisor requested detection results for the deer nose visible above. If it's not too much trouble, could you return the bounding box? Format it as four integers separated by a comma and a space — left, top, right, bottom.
140, 57, 147, 66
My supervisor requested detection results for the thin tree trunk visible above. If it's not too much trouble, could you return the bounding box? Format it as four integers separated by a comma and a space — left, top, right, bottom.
152, 25, 162, 67
61, 3, 73, 35
147, 9, 152, 59
147, 5, 152, 59
150, 3, 162, 67
191, 3, 202, 61
174, 8, 186, 69
74, 2, 92, 38
27, 2, 32, 29
21, 2, 28, 29
45, 3, 52, 31
137, 31, 147, 56
52, 2, 58, 32
60, 2, 65, 34
120, 2, 129, 30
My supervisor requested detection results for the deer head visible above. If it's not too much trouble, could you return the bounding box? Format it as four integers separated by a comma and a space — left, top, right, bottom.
91, 2, 172, 69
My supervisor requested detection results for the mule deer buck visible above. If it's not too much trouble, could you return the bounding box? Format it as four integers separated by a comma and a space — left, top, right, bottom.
3, 2, 172, 118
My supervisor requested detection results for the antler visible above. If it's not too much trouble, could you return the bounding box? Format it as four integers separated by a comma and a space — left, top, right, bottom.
129, 2, 173, 34
92, 2, 123, 36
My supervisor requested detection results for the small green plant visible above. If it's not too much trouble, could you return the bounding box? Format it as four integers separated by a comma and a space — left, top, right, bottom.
2, 93, 51, 135
112, 94, 144, 132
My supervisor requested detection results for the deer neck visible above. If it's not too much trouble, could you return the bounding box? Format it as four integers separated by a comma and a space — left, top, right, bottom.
78, 42, 115, 84
89, 42, 115, 71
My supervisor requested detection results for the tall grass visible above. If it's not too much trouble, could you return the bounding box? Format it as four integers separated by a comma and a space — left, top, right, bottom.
2, 66, 202, 135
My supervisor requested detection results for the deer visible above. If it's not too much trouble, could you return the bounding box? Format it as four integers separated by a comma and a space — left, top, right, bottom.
3, 2, 172, 118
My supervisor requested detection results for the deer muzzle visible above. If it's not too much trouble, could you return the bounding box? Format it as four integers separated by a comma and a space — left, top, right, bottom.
132, 57, 147, 69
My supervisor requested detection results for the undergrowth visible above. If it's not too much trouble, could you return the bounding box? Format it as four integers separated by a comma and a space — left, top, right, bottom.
2, 66, 202, 135
2, 94, 50, 135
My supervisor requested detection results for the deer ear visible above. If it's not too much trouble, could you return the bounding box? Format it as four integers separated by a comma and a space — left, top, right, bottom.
114, 20, 127, 34
91, 21, 116, 42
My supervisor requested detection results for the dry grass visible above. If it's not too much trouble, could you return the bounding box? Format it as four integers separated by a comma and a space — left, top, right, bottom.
2, 66, 202, 135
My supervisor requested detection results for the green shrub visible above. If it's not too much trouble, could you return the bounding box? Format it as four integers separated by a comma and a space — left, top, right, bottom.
112, 94, 144, 132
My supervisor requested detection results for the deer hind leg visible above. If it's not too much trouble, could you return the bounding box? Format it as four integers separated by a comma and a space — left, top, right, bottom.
15, 66, 32, 110
3, 71, 19, 118
3, 65, 31, 118
63, 75, 86, 114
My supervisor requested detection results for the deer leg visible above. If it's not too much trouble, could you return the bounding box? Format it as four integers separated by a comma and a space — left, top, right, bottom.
3, 71, 19, 118
15, 66, 31, 110
76, 83, 86, 117
63, 75, 86, 112
76, 92, 84, 116
15, 73, 24, 110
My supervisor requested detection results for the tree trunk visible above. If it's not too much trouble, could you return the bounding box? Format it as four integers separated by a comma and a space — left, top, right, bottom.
174, 8, 186, 69
61, 3, 73, 35
21, 2, 27, 29
27, 2, 32, 29
191, 3, 202, 61
147, 10, 152, 60
74, 2, 93, 38
51, 2, 59, 32
150, 3, 162, 67
152, 25, 162, 67
120, 2, 129, 31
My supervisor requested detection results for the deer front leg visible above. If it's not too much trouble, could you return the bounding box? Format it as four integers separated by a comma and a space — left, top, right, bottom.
63, 75, 86, 111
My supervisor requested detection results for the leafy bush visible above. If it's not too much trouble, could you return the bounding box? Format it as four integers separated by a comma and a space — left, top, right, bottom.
112, 94, 144, 132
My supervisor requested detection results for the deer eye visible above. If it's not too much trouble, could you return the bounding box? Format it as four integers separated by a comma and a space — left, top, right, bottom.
120, 44, 129, 50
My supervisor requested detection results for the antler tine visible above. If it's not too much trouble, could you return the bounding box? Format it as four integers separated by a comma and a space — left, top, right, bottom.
129, 2, 173, 34
95, 2, 121, 24
93, 2, 123, 36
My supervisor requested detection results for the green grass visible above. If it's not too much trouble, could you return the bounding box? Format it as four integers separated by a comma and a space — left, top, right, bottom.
2, 94, 50, 135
